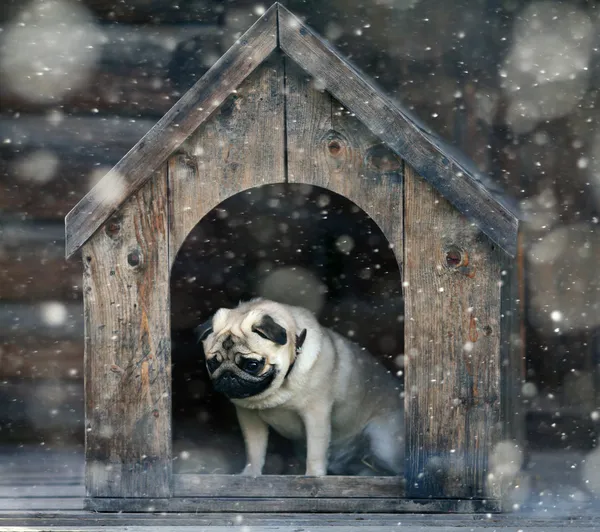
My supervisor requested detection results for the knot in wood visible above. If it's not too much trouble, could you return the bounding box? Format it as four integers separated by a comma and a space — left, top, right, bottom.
328, 139, 342, 156
127, 248, 143, 269
323, 131, 347, 159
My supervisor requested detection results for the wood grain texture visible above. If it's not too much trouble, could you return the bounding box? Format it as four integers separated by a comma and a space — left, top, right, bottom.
278, 4, 518, 256
174, 474, 405, 498
500, 233, 526, 444
65, 4, 278, 259
403, 165, 502, 499
0, 498, 84, 511
285, 61, 403, 258
168, 55, 285, 261
1, 511, 597, 529
82, 166, 171, 498
85, 496, 500, 513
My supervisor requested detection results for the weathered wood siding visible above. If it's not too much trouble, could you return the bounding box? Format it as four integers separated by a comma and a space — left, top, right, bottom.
168, 56, 285, 261
285, 61, 403, 260
278, 5, 517, 257
65, 5, 278, 259
403, 164, 502, 499
82, 166, 171, 498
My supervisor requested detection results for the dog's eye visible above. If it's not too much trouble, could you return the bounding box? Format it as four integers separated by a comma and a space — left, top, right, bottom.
253, 329, 269, 341
239, 358, 265, 375
206, 356, 221, 374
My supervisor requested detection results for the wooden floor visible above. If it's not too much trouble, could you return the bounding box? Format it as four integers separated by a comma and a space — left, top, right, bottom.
1, 446, 599, 530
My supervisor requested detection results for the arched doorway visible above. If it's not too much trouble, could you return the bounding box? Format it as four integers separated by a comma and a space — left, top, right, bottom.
170, 182, 404, 475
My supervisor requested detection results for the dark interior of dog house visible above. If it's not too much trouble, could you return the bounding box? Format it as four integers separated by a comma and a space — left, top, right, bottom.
170, 183, 404, 475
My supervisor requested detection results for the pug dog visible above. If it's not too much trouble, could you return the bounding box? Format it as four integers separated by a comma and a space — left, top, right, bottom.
196, 298, 404, 476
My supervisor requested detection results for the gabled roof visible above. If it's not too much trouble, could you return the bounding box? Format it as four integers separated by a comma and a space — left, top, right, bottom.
65, 3, 519, 258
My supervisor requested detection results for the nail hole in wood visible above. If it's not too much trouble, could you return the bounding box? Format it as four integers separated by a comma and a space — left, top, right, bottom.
105, 220, 121, 238
445, 246, 464, 268
127, 249, 142, 268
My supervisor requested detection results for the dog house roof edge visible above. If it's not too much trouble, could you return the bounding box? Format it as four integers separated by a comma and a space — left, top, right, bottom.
65, 2, 519, 259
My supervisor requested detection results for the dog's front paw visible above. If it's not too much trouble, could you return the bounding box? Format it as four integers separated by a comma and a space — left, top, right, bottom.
305, 463, 327, 476
241, 464, 262, 476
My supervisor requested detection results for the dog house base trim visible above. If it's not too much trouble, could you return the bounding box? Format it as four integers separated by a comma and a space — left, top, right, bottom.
85, 496, 502, 514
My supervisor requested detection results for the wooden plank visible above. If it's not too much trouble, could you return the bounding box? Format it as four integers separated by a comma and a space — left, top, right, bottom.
168, 55, 285, 260
0, 162, 91, 219
278, 5, 518, 256
0, 222, 83, 300
0, 220, 64, 248
500, 233, 526, 444
1, 71, 176, 119
0, 447, 83, 476
0, 522, 595, 532
0, 0, 221, 25
0, 303, 83, 340
0, 339, 83, 379
0, 515, 598, 531
0, 252, 81, 301
0, 222, 81, 300
284, 61, 404, 256
0, 484, 84, 497
0, 513, 597, 530
403, 165, 502, 499
0, 497, 83, 511
80, 1, 224, 24
0, 476, 82, 486
174, 474, 405, 498
83, 166, 171, 498
0, 380, 83, 429
1, 24, 223, 116
0, 116, 155, 164
65, 4, 278, 259
85, 496, 501, 513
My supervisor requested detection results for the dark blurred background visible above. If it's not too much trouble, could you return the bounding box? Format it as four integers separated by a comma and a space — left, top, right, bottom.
0, 0, 598, 477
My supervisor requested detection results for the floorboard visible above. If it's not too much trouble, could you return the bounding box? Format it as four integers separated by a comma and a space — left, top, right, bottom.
0, 446, 598, 529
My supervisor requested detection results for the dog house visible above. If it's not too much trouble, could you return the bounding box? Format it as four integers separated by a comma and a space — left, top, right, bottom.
65, 3, 523, 513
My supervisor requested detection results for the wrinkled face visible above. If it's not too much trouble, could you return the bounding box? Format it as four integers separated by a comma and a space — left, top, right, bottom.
196, 307, 293, 400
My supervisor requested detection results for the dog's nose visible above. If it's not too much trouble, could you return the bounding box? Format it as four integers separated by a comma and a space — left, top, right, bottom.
222, 335, 234, 351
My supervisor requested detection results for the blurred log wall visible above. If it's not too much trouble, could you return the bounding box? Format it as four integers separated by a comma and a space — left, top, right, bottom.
1, 0, 599, 450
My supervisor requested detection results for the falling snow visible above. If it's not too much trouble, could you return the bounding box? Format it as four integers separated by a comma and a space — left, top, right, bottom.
0, 0, 598, 520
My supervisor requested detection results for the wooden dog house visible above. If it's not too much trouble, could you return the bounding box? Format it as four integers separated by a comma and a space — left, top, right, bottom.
65, 3, 521, 513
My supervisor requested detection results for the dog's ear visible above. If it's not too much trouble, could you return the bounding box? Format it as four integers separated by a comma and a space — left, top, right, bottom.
296, 329, 307, 351
252, 314, 287, 345
195, 317, 213, 343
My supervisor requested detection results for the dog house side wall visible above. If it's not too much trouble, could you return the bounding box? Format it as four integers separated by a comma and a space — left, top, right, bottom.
83, 165, 172, 499
404, 164, 503, 500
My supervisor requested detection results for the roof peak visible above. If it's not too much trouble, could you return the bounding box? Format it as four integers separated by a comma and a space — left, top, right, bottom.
65, 2, 518, 258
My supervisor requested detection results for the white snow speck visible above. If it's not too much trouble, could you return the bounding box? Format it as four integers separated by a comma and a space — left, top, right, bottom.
40, 302, 68, 327
550, 310, 563, 322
